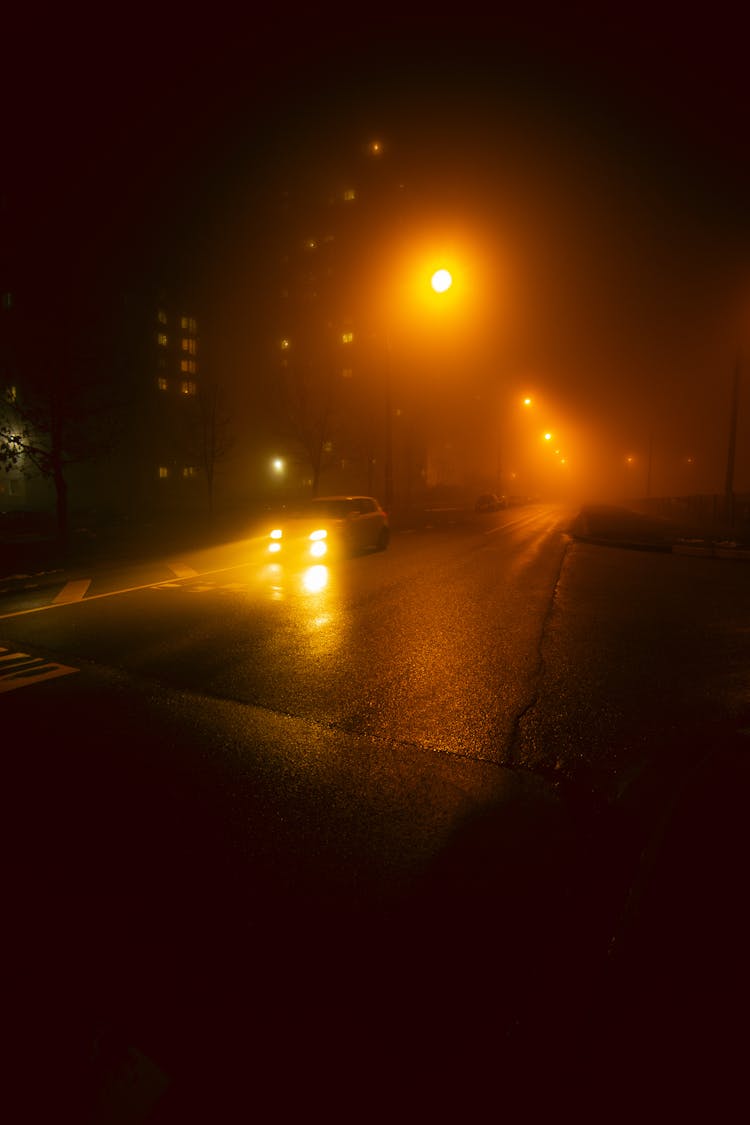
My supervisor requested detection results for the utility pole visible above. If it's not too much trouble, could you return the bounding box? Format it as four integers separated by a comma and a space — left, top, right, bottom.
383, 331, 394, 513
724, 355, 741, 527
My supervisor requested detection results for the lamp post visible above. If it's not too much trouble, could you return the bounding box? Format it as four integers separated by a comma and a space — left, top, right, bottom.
384, 331, 394, 513
383, 267, 453, 514
724, 356, 741, 526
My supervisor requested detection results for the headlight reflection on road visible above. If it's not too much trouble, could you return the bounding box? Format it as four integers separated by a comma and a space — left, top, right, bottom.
302, 564, 329, 593
256, 562, 330, 598
264, 562, 284, 600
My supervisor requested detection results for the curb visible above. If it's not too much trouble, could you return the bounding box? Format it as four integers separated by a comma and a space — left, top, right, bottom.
571, 533, 750, 559
570, 535, 674, 552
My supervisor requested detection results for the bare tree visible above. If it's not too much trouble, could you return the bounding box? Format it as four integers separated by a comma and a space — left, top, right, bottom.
0, 304, 123, 553
190, 377, 234, 516
268, 342, 341, 497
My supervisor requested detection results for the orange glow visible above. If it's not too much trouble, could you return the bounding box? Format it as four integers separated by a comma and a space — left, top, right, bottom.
373, 224, 497, 339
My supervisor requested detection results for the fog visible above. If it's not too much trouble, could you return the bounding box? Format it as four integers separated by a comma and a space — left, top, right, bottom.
8, 10, 750, 508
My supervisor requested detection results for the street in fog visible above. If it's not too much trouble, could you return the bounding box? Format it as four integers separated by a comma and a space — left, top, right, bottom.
5, 9, 750, 1120
4, 503, 748, 785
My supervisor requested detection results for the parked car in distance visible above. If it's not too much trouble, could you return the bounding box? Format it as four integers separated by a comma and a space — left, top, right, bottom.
474, 493, 507, 513
266, 495, 390, 562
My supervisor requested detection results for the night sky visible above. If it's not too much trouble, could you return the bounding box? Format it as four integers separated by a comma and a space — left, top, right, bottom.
8, 7, 750, 498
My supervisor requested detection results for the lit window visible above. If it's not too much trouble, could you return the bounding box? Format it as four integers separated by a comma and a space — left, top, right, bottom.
182, 466, 197, 478
180, 359, 197, 373
341, 331, 353, 345
158, 466, 169, 479
280, 338, 291, 350
157, 377, 168, 391
157, 309, 167, 324
157, 333, 168, 347
343, 188, 356, 201
181, 316, 188, 330
323, 441, 333, 453
181, 338, 197, 355
181, 380, 197, 396
342, 368, 353, 379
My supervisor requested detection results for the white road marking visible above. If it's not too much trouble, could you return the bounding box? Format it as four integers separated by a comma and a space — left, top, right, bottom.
0, 648, 78, 692
0, 562, 248, 619
52, 579, 91, 605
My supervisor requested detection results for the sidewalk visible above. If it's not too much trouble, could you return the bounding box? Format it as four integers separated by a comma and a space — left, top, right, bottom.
0, 509, 262, 590
569, 504, 750, 558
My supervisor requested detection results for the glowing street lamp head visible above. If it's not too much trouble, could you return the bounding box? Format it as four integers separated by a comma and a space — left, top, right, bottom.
431, 268, 453, 294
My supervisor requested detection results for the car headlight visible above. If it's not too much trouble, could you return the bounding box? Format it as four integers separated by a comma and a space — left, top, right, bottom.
308, 528, 328, 557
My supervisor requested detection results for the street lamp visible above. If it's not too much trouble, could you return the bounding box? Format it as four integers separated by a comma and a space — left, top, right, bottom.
430, 268, 453, 294
383, 265, 455, 513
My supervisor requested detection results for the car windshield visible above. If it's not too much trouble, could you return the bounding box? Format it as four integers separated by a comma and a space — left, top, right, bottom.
299, 499, 356, 519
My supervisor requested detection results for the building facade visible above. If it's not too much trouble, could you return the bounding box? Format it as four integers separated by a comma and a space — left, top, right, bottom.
0, 272, 206, 523
261, 136, 499, 511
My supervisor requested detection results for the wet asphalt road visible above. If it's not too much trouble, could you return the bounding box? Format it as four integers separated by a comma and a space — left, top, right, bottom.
5, 503, 750, 1119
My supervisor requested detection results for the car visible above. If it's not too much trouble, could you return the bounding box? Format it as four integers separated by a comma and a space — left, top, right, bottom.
474, 493, 507, 512
266, 495, 390, 562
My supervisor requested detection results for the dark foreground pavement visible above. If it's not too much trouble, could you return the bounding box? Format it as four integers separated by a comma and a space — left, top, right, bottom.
20, 712, 747, 1122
